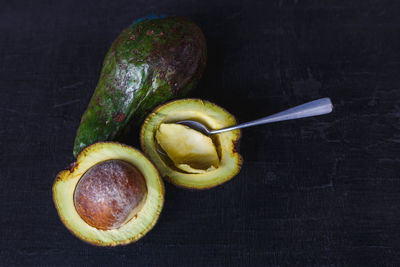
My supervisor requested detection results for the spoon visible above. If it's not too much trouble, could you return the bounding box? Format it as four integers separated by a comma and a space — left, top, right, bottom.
175, 97, 333, 135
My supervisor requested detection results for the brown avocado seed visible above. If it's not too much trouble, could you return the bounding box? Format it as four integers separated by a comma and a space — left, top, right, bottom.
73, 160, 147, 230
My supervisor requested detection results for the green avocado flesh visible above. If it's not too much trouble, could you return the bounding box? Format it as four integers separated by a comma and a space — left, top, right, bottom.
73, 16, 207, 158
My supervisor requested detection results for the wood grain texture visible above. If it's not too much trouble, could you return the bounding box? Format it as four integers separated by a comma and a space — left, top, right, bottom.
1, 0, 400, 265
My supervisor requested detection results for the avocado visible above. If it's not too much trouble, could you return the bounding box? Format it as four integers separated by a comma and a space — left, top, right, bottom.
73, 16, 207, 158
141, 99, 242, 189
53, 142, 164, 246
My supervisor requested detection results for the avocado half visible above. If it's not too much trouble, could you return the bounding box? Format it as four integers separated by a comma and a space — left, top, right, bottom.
53, 142, 164, 246
141, 99, 242, 189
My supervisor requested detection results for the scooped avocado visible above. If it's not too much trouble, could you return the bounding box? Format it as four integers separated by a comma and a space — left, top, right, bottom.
141, 99, 242, 189
156, 123, 219, 174
73, 16, 207, 158
53, 142, 164, 246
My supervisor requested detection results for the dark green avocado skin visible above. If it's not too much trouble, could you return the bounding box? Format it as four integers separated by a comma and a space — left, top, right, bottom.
73, 16, 207, 157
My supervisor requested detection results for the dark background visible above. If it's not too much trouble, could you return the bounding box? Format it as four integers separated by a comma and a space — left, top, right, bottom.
1, 0, 400, 265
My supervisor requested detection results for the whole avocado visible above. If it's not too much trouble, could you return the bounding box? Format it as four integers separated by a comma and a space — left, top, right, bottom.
73, 16, 207, 157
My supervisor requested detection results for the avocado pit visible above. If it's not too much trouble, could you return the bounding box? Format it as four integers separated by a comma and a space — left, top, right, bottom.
73, 159, 147, 230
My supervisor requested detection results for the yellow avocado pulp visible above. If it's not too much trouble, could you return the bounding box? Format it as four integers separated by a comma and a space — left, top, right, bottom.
52, 142, 164, 246
141, 99, 242, 189
156, 123, 219, 174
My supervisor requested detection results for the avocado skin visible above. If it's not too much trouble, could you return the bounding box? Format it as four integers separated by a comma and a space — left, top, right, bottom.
73, 16, 207, 158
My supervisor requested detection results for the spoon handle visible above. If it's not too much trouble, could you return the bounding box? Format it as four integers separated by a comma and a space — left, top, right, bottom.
210, 97, 333, 134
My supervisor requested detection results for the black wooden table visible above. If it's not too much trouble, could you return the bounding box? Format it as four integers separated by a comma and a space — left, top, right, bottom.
1, 0, 400, 265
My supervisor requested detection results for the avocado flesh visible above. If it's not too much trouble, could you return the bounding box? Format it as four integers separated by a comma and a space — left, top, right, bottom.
141, 99, 242, 189
53, 142, 164, 246
155, 123, 219, 174
73, 16, 207, 158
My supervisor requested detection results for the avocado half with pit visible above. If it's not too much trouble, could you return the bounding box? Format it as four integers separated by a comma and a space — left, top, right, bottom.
141, 99, 242, 189
52, 142, 164, 246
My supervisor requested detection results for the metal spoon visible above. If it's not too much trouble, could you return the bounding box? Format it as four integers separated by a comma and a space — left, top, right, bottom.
155, 98, 333, 156
175, 97, 333, 135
